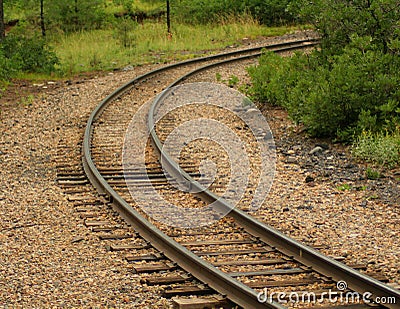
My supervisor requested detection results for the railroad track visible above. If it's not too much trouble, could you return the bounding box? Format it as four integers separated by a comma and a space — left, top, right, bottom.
57, 37, 400, 308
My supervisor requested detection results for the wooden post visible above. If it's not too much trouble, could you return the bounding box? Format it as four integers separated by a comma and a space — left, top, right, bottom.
166, 0, 171, 35
74, 0, 79, 30
40, 0, 46, 37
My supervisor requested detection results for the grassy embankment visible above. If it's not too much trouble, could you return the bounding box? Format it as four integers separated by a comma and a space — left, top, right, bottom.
51, 18, 300, 76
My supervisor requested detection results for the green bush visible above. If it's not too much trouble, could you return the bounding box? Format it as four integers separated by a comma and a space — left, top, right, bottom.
247, 0, 400, 166
290, 0, 400, 55
0, 50, 17, 81
46, 0, 106, 33
245, 0, 294, 25
172, 0, 296, 26
248, 36, 400, 138
0, 34, 60, 78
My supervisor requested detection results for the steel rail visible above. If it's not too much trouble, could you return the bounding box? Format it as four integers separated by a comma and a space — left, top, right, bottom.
147, 47, 400, 308
83, 38, 317, 194
83, 39, 316, 309
82, 37, 400, 308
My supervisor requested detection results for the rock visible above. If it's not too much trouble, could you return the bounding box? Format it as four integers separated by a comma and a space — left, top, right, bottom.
122, 65, 134, 71
309, 146, 323, 155
392, 169, 400, 176
316, 143, 329, 150
71, 236, 84, 243
297, 205, 313, 210
305, 175, 314, 183
286, 156, 297, 164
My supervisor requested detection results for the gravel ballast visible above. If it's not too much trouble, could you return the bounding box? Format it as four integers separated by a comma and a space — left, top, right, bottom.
0, 67, 174, 307
1, 32, 398, 307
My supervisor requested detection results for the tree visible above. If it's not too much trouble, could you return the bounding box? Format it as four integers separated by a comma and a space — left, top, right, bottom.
293, 0, 400, 55
166, 0, 170, 34
40, 0, 45, 36
0, 0, 5, 40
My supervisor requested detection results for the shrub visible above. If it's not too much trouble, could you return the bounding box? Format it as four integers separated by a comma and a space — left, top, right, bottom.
0, 33, 60, 76
248, 36, 400, 138
291, 0, 400, 55
248, 0, 400, 166
366, 167, 381, 180
46, 0, 106, 33
114, 17, 138, 48
0, 50, 16, 81
245, 0, 294, 26
172, 0, 296, 26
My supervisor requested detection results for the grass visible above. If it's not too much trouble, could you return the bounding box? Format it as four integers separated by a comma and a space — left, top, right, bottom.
337, 183, 352, 191
104, 0, 165, 13
130, 0, 165, 12
366, 167, 381, 180
15, 72, 65, 82
352, 130, 400, 168
52, 18, 299, 74
18, 94, 35, 106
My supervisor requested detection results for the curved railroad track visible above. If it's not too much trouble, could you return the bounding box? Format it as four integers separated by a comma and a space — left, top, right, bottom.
67, 37, 400, 308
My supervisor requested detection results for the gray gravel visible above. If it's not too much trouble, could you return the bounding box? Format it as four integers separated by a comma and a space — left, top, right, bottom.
1, 30, 398, 308
0, 67, 174, 307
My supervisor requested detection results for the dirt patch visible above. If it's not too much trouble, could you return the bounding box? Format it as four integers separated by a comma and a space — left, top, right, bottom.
0, 71, 109, 107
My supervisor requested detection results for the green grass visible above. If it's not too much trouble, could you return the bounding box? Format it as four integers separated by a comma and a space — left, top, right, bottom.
18, 94, 35, 106
352, 130, 400, 168
3, 1, 26, 21
104, 0, 165, 15
337, 183, 352, 191
365, 167, 381, 180
53, 18, 299, 74
15, 72, 65, 81
130, 0, 164, 12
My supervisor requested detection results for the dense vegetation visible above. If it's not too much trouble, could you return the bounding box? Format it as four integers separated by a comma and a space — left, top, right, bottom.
248, 0, 400, 167
0, 33, 59, 79
0, 0, 297, 84
172, 0, 295, 26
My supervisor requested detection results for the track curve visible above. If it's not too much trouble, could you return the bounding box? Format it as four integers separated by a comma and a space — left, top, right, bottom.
82, 38, 400, 308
